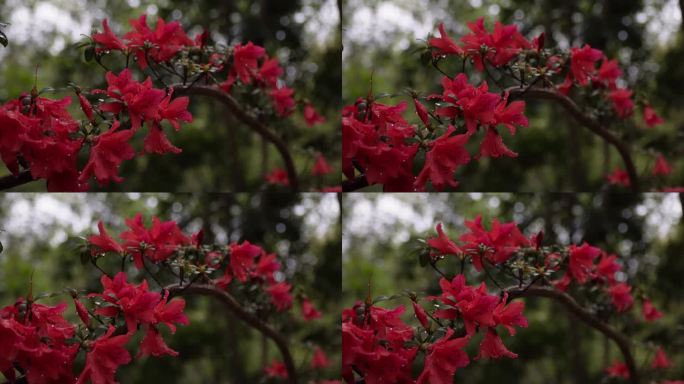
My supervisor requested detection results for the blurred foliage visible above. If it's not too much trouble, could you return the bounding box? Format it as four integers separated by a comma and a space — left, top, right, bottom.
0, 0, 341, 192
0, 193, 341, 383
343, 0, 684, 191
343, 192, 684, 382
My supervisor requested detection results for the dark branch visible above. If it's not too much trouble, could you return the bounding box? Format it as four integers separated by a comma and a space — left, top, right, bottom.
342, 174, 369, 191
165, 283, 298, 384
506, 86, 640, 192
171, 84, 300, 191
0, 171, 34, 191
506, 285, 639, 383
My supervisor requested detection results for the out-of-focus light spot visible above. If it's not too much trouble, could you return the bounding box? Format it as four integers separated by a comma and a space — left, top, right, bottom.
127, 0, 141, 8
618, 30, 628, 41
146, 4, 158, 16
276, 30, 286, 41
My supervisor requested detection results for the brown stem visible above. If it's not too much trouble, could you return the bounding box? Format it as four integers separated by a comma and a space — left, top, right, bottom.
506, 86, 640, 192
171, 84, 300, 191
0, 171, 34, 190
165, 283, 297, 384
506, 285, 639, 383
342, 174, 369, 192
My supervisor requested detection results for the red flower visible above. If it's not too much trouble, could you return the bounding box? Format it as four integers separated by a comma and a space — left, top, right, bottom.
301, 298, 322, 321
642, 298, 663, 322
609, 88, 634, 118
494, 93, 528, 134
311, 347, 330, 369
74, 299, 91, 327
229, 241, 262, 282
100, 69, 167, 130
607, 167, 631, 187
304, 104, 325, 127
608, 283, 633, 312
264, 360, 288, 378
92, 19, 127, 52
413, 98, 430, 128
476, 328, 517, 360
416, 328, 470, 384
605, 360, 630, 379
459, 215, 529, 269
154, 291, 189, 333
255, 252, 281, 283
460, 18, 530, 71
653, 154, 672, 177
79, 121, 136, 186
312, 153, 333, 176
143, 124, 182, 155
266, 282, 293, 311
595, 253, 621, 284
644, 104, 664, 128
411, 301, 430, 330
124, 15, 193, 69
76, 325, 132, 384
429, 23, 463, 56
158, 90, 192, 131
119, 213, 189, 269
89, 221, 124, 255
493, 293, 528, 336
477, 127, 518, 159
652, 346, 671, 369
270, 87, 295, 117
258, 56, 283, 87
139, 326, 178, 357
596, 59, 621, 88
570, 44, 603, 85
233, 41, 266, 84
568, 243, 601, 284
95, 272, 160, 331
426, 222, 462, 256
266, 167, 290, 186
414, 126, 470, 191
78, 93, 95, 122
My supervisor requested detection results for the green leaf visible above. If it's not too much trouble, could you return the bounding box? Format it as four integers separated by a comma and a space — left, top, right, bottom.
420, 50, 431, 66
419, 251, 430, 267
84, 46, 95, 62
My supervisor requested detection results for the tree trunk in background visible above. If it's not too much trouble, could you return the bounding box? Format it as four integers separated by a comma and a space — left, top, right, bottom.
569, 316, 588, 384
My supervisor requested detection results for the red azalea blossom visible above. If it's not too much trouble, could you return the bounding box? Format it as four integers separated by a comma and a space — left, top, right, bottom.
596, 59, 622, 88
595, 253, 621, 284
312, 153, 333, 176
266, 282, 293, 311
232, 41, 266, 84
270, 87, 296, 117
92, 19, 127, 52
429, 23, 464, 57
605, 360, 630, 379
607, 167, 631, 187
76, 326, 132, 384
644, 104, 664, 128
304, 104, 326, 127
413, 98, 430, 128
493, 293, 528, 336
416, 328, 470, 384
411, 301, 430, 330
476, 328, 518, 360
301, 298, 322, 321
74, 299, 91, 327
426, 222, 462, 256
89, 221, 125, 255
652, 346, 671, 369
119, 213, 190, 269
477, 127, 518, 159
567, 243, 601, 284
266, 168, 290, 186
609, 88, 634, 118
642, 298, 663, 322
570, 44, 603, 85
608, 283, 634, 312
414, 126, 470, 191
264, 360, 288, 378
311, 347, 331, 369
653, 154, 672, 177
79, 121, 136, 186
123, 15, 193, 70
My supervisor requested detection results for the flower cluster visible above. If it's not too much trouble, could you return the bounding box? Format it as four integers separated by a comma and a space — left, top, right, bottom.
343, 17, 673, 191
344, 215, 678, 382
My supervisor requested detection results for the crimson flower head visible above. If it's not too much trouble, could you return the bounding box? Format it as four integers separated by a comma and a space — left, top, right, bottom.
89, 221, 124, 255
596, 59, 622, 88
652, 346, 671, 369
644, 104, 664, 128
476, 328, 518, 360
570, 44, 603, 85
232, 41, 266, 84
264, 360, 288, 378
265, 167, 290, 186
124, 15, 193, 69
301, 298, 322, 321
477, 127, 518, 159
304, 104, 325, 127
595, 253, 621, 284
414, 126, 470, 191
270, 86, 296, 117
312, 153, 333, 176
567, 242, 601, 284
229, 240, 263, 282
259, 56, 284, 87
76, 325, 132, 384
92, 19, 127, 52
609, 88, 634, 118
653, 154, 672, 177
493, 293, 528, 336
119, 213, 190, 269
266, 282, 293, 312
642, 298, 663, 322
311, 347, 330, 369
411, 301, 430, 330
608, 282, 633, 312
429, 23, 463, 57
426, 222, 462, 257
413, 98, 430, 128
416, 328, 470, 384
605, 360, 630, 379
79, 121, 136, 186
607, 167, 631, 187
